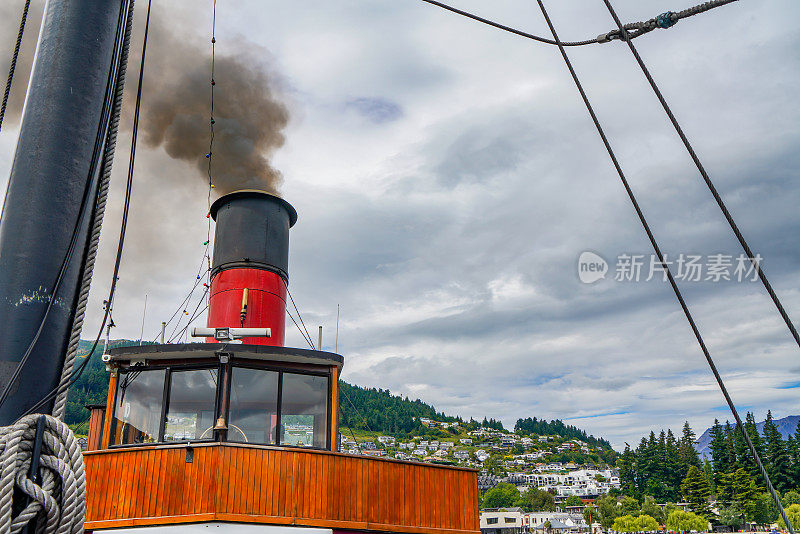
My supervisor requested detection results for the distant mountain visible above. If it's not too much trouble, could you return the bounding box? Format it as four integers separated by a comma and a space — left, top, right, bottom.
694, 415, 800, 459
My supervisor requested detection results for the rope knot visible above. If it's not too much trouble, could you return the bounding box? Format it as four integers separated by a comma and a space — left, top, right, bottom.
0, 414, 85, 533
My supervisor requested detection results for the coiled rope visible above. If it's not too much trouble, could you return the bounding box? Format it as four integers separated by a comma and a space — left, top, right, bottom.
0, 415, 85, 534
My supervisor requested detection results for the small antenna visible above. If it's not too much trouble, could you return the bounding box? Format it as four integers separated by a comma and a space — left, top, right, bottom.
102, 299, 114, 356
139, 294, 148, 345
335, 304, 340, 353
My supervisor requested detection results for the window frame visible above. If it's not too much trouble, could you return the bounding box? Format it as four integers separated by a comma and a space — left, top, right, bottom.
110, 362, 222, 448
228, 362, 332, 450
109, 360, 333, 451
162, 365, 223, 443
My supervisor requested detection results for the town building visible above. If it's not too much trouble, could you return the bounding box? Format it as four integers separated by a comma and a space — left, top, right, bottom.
480, 508, 524, 534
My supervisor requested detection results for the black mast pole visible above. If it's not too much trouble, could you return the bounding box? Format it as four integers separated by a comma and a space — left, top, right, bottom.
0, 0, 129, 423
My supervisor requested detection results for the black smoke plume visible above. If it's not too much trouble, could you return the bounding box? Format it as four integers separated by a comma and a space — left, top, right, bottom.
141, 19, 289, 195
0, 4, 289, 195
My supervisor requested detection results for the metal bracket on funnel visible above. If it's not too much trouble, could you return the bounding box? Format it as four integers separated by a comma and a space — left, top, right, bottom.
191, 326, 271, 341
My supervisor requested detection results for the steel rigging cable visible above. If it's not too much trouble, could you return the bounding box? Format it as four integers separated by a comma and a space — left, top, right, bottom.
284, 280, 316, 350
598, 0, 800, 353
418, 0, 738, 47
534, 1, 794, 530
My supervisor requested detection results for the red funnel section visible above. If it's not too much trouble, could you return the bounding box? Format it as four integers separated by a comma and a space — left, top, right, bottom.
207, 269, 287, 346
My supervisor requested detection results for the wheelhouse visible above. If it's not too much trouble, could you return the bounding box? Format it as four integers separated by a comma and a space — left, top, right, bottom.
88, 343, 342, 452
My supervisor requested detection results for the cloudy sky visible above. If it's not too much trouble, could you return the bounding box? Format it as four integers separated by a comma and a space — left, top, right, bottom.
1, 0, 798, 448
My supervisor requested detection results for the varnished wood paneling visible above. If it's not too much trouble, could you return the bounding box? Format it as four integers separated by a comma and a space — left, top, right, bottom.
86, 407, 104, 451
330, 366, 339, 449
84, 444, 478, 534
101, 374, 117, 449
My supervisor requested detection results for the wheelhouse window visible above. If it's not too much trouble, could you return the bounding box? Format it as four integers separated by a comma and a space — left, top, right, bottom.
280, 373, 328, 449
112, 368, 165, 445
229, 367, 279, 444
164, 369, 218, 442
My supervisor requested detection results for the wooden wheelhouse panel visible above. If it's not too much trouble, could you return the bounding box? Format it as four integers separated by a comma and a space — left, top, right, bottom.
83, 443, 480, 534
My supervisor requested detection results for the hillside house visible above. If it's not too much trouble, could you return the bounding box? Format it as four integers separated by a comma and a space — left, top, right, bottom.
377, 436, 395, 446
453, 450, 469, 461
480, 508, 524, 534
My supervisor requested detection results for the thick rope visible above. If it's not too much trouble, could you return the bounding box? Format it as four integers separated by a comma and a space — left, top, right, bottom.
0, 0, 31, 133
52, 0, 135, 420
0, 415, 85, 534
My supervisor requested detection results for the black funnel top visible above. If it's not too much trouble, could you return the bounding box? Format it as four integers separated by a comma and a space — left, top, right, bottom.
210, 190, 297, 280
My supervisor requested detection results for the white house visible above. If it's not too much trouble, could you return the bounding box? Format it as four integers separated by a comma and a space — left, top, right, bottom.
480, 508, 524, 534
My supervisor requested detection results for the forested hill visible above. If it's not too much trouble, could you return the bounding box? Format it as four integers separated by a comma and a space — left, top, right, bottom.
337, 381, 461, 436
515, 417, 612, 449
65, 340, 611, 447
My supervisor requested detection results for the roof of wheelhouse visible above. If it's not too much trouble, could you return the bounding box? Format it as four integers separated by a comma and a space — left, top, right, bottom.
107, 343, 344, 370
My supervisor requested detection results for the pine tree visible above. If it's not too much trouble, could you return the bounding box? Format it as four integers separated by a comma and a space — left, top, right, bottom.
679, 422, 701, 481
636, 437, 651, 491
618, 444, 639, 499
710, 419, 729, 473
731, 468, 760, 521
654, 431, 669, 499
732, 423, 749, 470
681, 465, 713, 520
665, 429, 683, 502
703, 458, 716, 494
641, 433, 667, 500
716, 470, 734, 506
724, 422, 738, 470
745, 412, 765, 485
763, 411, 793, 492
790, 421, 800, 489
